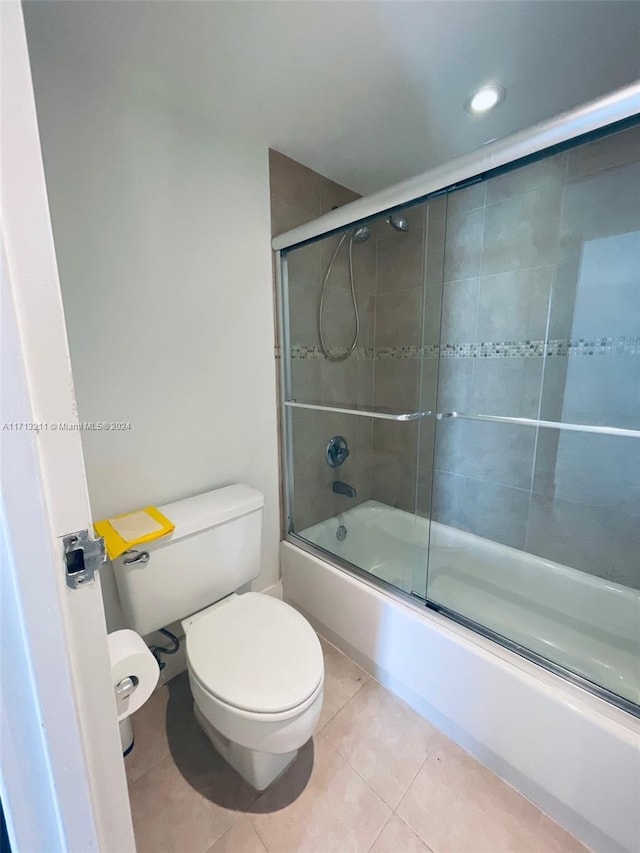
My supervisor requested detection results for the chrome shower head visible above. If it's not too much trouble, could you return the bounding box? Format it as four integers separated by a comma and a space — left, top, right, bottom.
386, 213, 409, 232
352, 225, 371, 243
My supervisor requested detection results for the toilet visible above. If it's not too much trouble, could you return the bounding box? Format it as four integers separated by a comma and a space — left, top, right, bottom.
112, 485, 324, 790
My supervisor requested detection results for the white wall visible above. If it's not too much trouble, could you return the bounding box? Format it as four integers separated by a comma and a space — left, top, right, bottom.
25, 39, 281, 630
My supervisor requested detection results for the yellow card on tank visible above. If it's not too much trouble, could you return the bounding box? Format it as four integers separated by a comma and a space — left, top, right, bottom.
94, 506, 175, 560
108, 510, 164, 541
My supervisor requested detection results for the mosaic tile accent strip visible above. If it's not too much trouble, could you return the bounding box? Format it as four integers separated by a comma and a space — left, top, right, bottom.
290, 344, 374, 361
550, 336, 640, 357
438, 341, 544, 359
290, 337, 640, 360
439, 336, 640, 358
376, 345, 437, 360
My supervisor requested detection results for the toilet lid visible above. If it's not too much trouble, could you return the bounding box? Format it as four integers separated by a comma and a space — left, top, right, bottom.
186, 593, 324, 714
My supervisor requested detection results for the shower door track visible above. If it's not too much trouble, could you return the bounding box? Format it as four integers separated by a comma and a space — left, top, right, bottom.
285, 531, 640, 719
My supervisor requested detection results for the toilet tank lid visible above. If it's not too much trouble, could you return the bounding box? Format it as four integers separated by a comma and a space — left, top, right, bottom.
156, 485, 264, 544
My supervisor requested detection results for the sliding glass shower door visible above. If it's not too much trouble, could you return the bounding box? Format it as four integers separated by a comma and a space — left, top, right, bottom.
427, 123, 640, 710
282, 199, 443, 598
278, 118, 639, 714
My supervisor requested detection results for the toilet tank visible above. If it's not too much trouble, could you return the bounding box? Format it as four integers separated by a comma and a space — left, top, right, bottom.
111, 485, 264, 636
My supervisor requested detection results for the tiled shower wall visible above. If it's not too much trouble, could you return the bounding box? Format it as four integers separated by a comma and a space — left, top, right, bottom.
370, 202, 438, 514
432, 124, 640, 588
269, 150, 376, 530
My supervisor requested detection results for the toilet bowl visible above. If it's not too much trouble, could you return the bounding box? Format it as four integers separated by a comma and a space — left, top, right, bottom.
112, 485, 324, 789
184, 591, 324, 790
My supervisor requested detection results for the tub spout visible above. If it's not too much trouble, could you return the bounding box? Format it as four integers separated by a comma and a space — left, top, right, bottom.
333, 480, 357, 498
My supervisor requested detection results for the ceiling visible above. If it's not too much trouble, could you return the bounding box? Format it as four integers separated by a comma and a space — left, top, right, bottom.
24, 0, 640, 195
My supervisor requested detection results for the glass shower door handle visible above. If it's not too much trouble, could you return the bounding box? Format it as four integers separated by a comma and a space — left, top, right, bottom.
284, 400, 432, 421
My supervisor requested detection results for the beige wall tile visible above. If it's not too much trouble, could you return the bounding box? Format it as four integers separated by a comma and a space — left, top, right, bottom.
375, 288, 423, 348
406, 202, 428, 229
566, 124, 640, 180
269, 149, 322, 215
485, 153, 566, 205
443, 207, 484, 282
288, 278, 320, 346
356, 360, 375, 407
353, 239, 378, 295
440, 278, 478, 344
369, 451, 417, 515
425, 215, 446, 286
558, 161, 640, 261
318, 286, 359, 354
372, 419, 418, 454
377, 228, 425, 294
447, 182, 486, 216
428, 194, 447, 222
270, 198, 316, 237
289, 358, 321, 399
481, 187, 562, 275
286, 237, 329, 282
288, 230, 375, 297
359, 295, 375, 347
319, 356, 358, 405
320, 178, 360, 214
374, 360, 419, 411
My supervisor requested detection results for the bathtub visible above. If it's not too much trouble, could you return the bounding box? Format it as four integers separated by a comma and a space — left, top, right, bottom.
301, 500, 640, 707
282, 500, 640, 853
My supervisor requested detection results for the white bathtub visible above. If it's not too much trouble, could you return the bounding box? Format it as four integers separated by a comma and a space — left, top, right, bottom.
301, 500, 640, 707
284, 500, 640, 853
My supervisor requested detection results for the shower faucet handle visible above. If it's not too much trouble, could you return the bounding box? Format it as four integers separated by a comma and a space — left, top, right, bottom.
325, 435, 350, 468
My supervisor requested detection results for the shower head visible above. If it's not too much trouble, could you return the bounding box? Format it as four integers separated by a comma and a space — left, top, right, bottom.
352, 225, 371, 243
386, 213, 409, 232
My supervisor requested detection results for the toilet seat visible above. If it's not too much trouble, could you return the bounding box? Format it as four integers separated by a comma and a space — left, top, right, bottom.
186, 592, 324, 715
189, 667, 324, 723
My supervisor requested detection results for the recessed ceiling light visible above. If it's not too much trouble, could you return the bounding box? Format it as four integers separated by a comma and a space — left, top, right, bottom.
465, 85, 506, 115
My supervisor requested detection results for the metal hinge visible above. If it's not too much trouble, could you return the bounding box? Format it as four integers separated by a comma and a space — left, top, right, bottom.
62, 529, 106, 589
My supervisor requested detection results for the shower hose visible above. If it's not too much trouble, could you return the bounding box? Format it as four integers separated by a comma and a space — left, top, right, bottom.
318, 231, 360, 361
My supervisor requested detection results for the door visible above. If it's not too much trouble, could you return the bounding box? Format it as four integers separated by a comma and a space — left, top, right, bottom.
1, 3, 135, 850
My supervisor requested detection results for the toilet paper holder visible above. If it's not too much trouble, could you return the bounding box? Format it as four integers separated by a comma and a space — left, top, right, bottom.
115, 675, 139, 700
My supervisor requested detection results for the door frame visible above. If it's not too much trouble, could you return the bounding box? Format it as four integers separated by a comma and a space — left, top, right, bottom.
1, 3, 135, 850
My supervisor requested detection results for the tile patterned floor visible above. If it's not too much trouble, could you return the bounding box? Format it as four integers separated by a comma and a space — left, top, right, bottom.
126, 637, 589, 853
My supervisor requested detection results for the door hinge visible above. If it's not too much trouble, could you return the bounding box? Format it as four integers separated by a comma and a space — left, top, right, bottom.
62, 529, 106, 589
